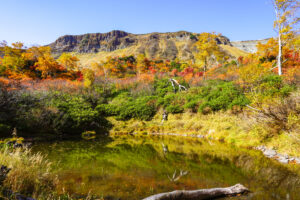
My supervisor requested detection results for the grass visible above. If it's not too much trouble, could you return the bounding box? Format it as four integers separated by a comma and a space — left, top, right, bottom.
220, 44, 249, 58
0, 147, 58, 198
74, 46, 139, 67
0, 146, 99, 199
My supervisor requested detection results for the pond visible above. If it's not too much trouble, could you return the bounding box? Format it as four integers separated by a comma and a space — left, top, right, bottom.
32, 135, 300, 200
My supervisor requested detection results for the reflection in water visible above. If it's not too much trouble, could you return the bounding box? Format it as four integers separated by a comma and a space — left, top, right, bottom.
33, 135, 300, 200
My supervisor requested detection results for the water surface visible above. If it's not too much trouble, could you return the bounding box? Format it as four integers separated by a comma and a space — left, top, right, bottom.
33, 135, 300, 200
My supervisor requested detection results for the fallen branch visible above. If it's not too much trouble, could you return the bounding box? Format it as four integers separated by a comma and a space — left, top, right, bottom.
142, 184, 249, 200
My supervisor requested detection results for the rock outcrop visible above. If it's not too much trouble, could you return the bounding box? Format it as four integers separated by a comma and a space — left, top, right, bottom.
49, 30, 232, 60
255, 146, 300, 164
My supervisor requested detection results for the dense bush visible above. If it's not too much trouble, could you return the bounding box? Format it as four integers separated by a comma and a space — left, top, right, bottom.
154, 78, 174, 97
0, 88, 42, 134
256, 75, 294, 97
157, 93, 185, 114
96, 104, 120, 116
0, 88, 111, 135
197, 80, 250, 113
156, 80, 249, 114
166, 105, 184, 114
46, 94, 111, 134
118, 96, 157, 121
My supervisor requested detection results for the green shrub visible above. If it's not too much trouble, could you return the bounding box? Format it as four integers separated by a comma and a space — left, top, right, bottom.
197, 80, 250, 113
96, 104, 120, 116
52, 95, 110, 133
257, 75, 294, 97
118, 96, 157, 121
184, 100, 199, 112
133, 97, 157, 120
157, 93, 176, 107
154, 78, 174, 97
166, 105, 184, 114
157, 92, 185, 114
0, 89, 41, 132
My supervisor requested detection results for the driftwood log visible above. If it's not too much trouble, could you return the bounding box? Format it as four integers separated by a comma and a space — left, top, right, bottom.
142, 184, 249, 200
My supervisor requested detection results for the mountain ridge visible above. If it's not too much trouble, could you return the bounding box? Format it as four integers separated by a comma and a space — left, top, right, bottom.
49, 30, 232, 60
49, 30, 268, 64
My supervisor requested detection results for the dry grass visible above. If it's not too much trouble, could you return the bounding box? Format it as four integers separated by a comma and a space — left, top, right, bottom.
220, 44, 249, 58
0, 147, 58, 198
75, 46, 138, 67
0, 147, 99, 199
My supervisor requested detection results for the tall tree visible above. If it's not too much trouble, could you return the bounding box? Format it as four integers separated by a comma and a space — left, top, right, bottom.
194, 32, 226, 78
272, 0, 299, 75
0, 42, 26, 77
34, 48, 62, 78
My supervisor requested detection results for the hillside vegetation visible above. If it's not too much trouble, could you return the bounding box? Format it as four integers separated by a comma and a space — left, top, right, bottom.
1, 31, 299, 152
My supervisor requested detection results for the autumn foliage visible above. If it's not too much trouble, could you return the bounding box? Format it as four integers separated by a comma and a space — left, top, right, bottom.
0, 42, 81, 81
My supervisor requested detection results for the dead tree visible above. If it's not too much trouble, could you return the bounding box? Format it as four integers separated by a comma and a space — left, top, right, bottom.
142, 184, 249, 200
169, 78, 187, 93
161, 110, 168, 124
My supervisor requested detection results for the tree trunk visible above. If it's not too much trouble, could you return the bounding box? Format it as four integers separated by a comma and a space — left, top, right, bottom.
142, 184, 249, 200
273, 0, 283, 76
277, 32, 282, 76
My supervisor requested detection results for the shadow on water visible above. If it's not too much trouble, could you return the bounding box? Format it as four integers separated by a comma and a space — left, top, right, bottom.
32, 135, 300, 200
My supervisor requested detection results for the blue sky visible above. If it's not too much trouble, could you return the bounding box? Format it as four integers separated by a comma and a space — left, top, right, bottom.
0, 0, 276, 46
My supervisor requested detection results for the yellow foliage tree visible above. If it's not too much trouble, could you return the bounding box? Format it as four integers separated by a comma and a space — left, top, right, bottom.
194, 32, 226, 77
238, 63, 270, 86
136, 54, 148, 74
35, 52, 62, 78
82, 68, 95, 88
0, 42, 26, 74
272, 0, 299, 75
24, 46, 52, 61
57, 53, 79, 71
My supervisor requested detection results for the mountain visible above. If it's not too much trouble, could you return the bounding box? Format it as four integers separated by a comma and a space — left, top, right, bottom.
50, 30, 234, 58
231, 39, 269, 53
49, 30, 265, 65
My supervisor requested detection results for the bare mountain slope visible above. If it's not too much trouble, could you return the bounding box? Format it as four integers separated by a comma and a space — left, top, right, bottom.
231, 39, 269, 53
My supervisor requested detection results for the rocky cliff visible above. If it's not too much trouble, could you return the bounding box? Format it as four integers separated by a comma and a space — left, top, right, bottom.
49, 30, 232, 61
231, 39, 269, 53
